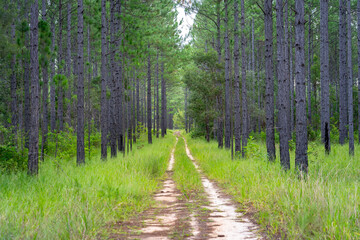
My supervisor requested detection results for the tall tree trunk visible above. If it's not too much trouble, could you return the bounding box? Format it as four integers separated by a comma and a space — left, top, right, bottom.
87, 20, 91, 160
241, 0, 247, 157
147, 43, 152, 144
109, 0, 118, 156
40, 0, 48, 161
339, 0, 348, 144
28, 0, 39, 175
295, 0, 308, 173
265, 0, 276, 161
24, 5, 30, 148
185, 87, 188, 132
276, 0, 290, 169
66, 3, 72, 127
224, 0, 231, 149
77, 0, 85, 165
11, 22, 17, 133
357, 0, 360, 144
216, 0, 223, 148
100, 0, 108, 160
347, 0, 354, 155
156, 52, 160, 138
307, 2, 312, 126
284, 0, 291, 139
58, 0, 64, 131
290, 31, 294, 134
161, 58, 167, 137
233, 0, 241, 155
320, 0, 331, 153
50, 19, 56, 132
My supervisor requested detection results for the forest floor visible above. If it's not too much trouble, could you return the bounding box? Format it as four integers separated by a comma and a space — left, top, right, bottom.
108, 132, 261, 240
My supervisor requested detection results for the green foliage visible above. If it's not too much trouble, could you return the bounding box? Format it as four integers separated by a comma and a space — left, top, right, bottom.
0, 135, 176, 239
46, 127, 100, 161
0, 145, 27, 173
0, 124, 27, 173
173, 109, 185, 129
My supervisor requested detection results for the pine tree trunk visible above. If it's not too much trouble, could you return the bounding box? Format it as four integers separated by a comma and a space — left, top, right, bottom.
339, 0, 348, 144
66, 3, 72, 127
265, 0, 276, 161
156, 52, 159, 138
100, 0, 107, 160
161, 58, 167, 137
28, 1, 39, 175
76, 0, 85, 165
276, 0, 290, 168
233, 0, 241, 155
284, 0, 291, 140
147, 43, 152, 144
347, 0, 354, 155
295, 0, 308, 173
11, 22, 17, 133
58, 0, 64, 131
50, 19, 56, 132
24, 7, 30, 148
87, 20, 91, 160
320, 0, 331, 153
216, 1, 223, 148
224, 0, 231, 149
357, 0, 360, 144
241, 0, 247, 157
40, 0, 48, 161
307, 3, 312, 126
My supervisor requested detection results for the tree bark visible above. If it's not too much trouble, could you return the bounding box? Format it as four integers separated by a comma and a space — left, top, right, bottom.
58, 0, 64, 131
307, 2, 312, 126
295, 0, 308, 173
28, 0, 39, 175
50, 19, 56, 132
264, 0, 275, 161
320, 0, 331, 153
161, 58, 167, 137
100, 0, 108, 160
11, 22, 17, 132
224, 0, 231, 149
339, 0, 348, 144
276, 0, 290, 169
147, 43, 152, 144
241, 0, 247, 157
156, 52, 160, 138
40, 0, 48, 161
357, 0, 360, 144
216, 1, 223, 148
233, 0, 241, 155
77, 0, 85, 165
347, 0, 354, 155
66, 3, 72, 127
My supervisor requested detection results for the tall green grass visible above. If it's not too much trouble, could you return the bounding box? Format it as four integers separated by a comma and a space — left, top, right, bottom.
185, 135, 360, 239
0, 133, 175, 239
173, 137, 203, 199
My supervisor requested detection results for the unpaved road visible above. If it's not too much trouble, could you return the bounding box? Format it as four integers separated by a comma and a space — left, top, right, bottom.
109, 134, 261, 239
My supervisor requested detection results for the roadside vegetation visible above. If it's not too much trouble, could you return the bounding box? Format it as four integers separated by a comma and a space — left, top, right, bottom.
0, 133, 175, 240
185, 134, 360, 239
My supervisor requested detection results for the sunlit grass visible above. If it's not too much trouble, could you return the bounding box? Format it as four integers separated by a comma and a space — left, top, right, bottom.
185, 135, 360, 239
0, 133, 175, 240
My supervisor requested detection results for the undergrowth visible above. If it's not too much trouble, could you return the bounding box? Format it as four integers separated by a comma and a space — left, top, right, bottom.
0, 133, 175, 239
185, 135, 360, 239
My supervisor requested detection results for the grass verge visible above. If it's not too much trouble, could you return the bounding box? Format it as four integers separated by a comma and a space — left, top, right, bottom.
0, 133, 175, 239
173, 137, 203, 200
185, 135, 360, 239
